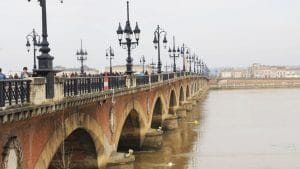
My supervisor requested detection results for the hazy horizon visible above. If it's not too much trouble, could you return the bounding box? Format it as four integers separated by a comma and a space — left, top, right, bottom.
1, 0, 300, 72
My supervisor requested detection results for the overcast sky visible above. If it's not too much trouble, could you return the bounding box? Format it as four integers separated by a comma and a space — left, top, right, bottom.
0, 0, 300, 73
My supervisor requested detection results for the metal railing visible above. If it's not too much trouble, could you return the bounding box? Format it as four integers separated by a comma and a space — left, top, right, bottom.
64, 77, 103, 97
150, 74, 159, 83
108, 76, 126, 89
0, 73, 204, 108
169, 73, 175, 79
64, 76, 127, 97
0, 79, 31, 107
136, 76, 149, 86
162, 74, 169, 81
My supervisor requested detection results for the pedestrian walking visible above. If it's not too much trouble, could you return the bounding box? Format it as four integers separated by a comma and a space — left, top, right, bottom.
20, 67, 30, 79
0, 68, 6, 80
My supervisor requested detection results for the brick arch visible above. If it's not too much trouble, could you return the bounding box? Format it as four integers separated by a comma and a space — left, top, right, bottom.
34, 113, 111, 169
115, 100, 148, 151
179, 86, 185, 105
150, 95, 166, 129
168, 86, 179, 108
150, 92, 168, 117
186, 85, 190, 99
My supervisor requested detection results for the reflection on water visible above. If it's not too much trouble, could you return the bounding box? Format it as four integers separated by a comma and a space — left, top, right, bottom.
113, 89, 300, 169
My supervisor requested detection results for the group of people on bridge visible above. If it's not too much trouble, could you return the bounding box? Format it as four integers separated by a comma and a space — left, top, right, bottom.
0, 67, 30, 80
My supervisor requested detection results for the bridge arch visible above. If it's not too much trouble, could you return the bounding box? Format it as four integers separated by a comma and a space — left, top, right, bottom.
168, 89, 178, 114
186, 85, 190, 99
115, 100, 148, 152
34, 113, 110, 169
49, 128, 98, 169
179, 86, 185, 105
117, 109, 142, 151
151, 97, 164, 129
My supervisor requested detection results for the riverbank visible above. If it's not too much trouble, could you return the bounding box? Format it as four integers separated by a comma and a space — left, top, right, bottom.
209, 78, 300, 89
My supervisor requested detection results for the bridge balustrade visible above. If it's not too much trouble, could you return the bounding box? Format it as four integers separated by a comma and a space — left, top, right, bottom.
136, 76, 150, 86
162, 74, 169, 81
108, 76, 126, 89
64, 76, 127, 97
169, 73, 175, 79
0, 79, 31, 107
64, 77, 104, 96
150, 74, 159, 83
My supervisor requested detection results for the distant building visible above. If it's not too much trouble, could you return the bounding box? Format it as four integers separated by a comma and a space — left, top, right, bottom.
219, 63, 300, 79
104, 64, 153, 74
55, 66, 99, 77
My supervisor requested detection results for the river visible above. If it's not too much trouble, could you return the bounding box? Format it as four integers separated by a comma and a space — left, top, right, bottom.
114, 89, 300, 169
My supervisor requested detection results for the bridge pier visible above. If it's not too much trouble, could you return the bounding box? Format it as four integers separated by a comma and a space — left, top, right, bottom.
162, 114, 179, 130
141, 128, 164, 151
106, 151, 135, 168
176, 106, 187, 118
182, 101, 193, 112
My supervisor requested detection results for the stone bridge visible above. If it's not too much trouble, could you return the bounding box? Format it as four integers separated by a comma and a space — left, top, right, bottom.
0, 74, 209, 169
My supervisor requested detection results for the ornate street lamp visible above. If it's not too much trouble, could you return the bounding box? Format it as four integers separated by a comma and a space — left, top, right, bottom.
106, 46, 115, 75
193, 54, 198, 73
76, 40, 88, 76
153, 25, 167, 74
140, 55, 146, 74
168, 36, 180, 72
26, 28, 41, 73
164, 62, 171, 73
186, 53, 194, 73
200, 60, 204, 75
27, 0, 63, 98
116, 1, 141, 75
150, 59, 156, 74
180, 44, 190, 72
196, 59, 201, 74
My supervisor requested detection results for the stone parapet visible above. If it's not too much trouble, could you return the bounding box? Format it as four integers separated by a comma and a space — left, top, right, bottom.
29, 77, 46, 105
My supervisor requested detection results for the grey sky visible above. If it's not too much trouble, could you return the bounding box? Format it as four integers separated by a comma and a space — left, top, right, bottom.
0, 0, 300, 73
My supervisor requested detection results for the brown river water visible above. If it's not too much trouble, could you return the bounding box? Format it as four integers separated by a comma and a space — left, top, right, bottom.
112, 89, 300, 169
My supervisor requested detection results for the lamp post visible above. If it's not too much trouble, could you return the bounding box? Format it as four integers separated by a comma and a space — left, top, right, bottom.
196, 59, 201, 74
27, 0, 62, 98
26, 28, 41, 72
106, 46, 115, 75
150, 59, 156, 74
193, 54, 198, 73
76, 40, 88, 76
116, 1, 141, 75
140, 55, 146, 73
153, 25, 167, 74
168, 36, 180, 72
200, 60, 204, 75
164, 62, 171, 73
186, 54, 194, 73
180, 44, 190, 72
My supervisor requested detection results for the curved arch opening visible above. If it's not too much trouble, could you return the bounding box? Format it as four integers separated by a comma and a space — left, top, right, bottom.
117, 109, 141, 152
49, 128, 98, 169
179, 87, 184, 105
186, 86, 190, 99
151, 97, 163, 129
168, 90, 177, 114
